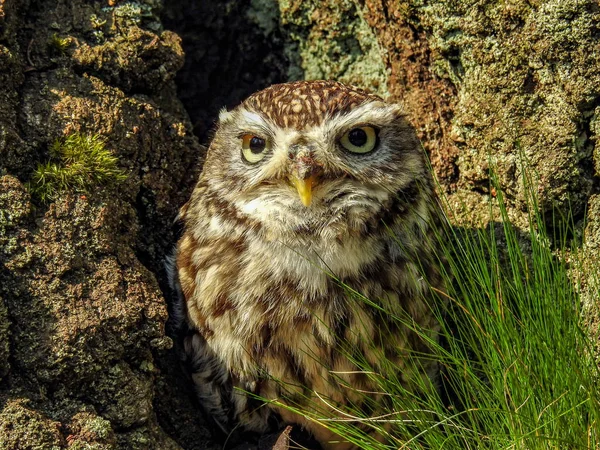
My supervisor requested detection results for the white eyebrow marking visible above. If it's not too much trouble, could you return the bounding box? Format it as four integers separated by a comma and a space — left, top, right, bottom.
241, 111, 270, 128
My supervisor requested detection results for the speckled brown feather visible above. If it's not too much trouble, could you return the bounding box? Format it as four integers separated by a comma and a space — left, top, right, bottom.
171, 80, 445, 449
243, 80, 382, 129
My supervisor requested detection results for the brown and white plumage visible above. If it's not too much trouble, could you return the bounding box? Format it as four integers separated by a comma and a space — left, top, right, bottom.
171, 80, 444, 448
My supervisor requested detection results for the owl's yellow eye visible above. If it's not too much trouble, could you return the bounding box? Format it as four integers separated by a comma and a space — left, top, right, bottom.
241, 134, 269, 163
339, 126, 378, 154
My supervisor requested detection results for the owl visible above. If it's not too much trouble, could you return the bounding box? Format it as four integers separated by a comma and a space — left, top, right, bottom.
171, 80, 444, 449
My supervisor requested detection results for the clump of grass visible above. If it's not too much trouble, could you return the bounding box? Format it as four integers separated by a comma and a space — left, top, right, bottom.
269, 169, 600, 448
417, 175, 599, 449
48, 33, 72, 54
29, 133, 127, 203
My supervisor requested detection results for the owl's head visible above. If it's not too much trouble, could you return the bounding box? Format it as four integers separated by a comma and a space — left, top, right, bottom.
198, 80, 430, 237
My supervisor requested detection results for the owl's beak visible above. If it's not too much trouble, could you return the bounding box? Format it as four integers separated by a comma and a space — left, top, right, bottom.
290, 175, 318, 207
289, 150, 322, 207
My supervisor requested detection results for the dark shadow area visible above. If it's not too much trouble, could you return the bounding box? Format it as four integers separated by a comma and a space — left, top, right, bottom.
162, 0, 298, 142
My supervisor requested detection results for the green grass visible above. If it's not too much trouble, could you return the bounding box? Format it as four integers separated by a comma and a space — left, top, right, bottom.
29, 133, 127, 203
418, 180, 599, 449
269, 170, 600, 449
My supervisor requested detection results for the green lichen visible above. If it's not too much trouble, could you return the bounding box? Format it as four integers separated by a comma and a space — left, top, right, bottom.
82, 416, 113, 440
278, 0, 389, 96
0, 399, 63, 450
28, 133, 127, 203
68, 413, 116, 449
415, 0, 600, 222
247, 0, 280, 36
102, 1, 161, 31
111, 2, 154, 23
89, 14, 107, 29
0, 176, 32, 257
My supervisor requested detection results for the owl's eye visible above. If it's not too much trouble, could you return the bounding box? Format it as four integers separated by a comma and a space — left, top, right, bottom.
340, 126, 378, 154
241, 134, 269, 163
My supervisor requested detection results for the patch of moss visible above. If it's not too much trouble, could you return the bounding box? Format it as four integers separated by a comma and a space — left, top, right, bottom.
48, 33, 72, 54
28, 133, 127, 203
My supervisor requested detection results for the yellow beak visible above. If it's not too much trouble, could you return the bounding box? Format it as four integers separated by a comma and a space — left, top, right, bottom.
290, 175, 317, 207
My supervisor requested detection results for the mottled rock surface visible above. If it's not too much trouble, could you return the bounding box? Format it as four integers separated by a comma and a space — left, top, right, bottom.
0, 0, 212, 448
